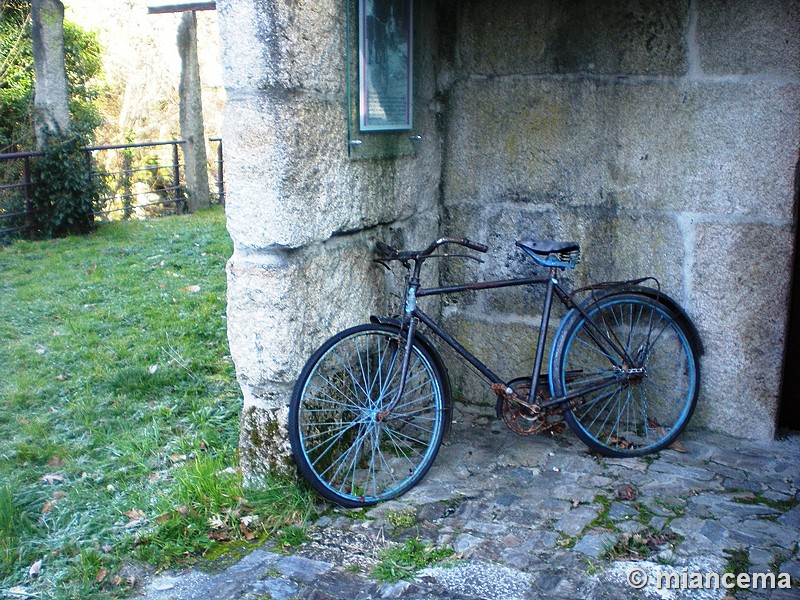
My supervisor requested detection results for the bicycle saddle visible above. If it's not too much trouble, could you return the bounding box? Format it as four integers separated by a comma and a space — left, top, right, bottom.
516, 239, 580, 269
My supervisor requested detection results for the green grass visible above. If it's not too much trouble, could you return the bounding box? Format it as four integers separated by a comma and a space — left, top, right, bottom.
372, 538, 454, 583
0, 208, 315, 598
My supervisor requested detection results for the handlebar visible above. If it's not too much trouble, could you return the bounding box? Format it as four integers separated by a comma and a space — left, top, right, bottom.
375, 237, 488, 263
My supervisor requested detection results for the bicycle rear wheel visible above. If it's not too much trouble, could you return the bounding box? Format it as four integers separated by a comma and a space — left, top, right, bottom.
288, 324, 446, 507
550, 293, 699, 457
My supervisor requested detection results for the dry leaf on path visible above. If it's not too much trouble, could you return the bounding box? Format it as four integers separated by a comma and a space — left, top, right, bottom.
668, 439, 688, 452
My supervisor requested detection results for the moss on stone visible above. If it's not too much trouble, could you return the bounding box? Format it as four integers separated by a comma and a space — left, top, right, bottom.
240, 405, 295, 483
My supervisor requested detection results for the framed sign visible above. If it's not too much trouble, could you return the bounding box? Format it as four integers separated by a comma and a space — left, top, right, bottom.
358, 0, 413, 131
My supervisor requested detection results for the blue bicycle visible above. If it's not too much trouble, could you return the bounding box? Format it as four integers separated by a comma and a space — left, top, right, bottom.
289, 236, 703, 507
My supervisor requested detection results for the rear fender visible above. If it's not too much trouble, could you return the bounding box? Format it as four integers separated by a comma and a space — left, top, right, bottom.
600, 286, 704, 357
555, 286, 704, 359
548, 286, 704, 398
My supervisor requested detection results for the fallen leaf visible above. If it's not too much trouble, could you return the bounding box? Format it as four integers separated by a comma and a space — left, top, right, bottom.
28, 559, 43, 577
96, 569, 109, 583
239, 522, 255, 540
148, 364, 159, 375
615, 484, 638, 501
668, 439, 688, 453
168, 454, 187, 463
240, 515, 259, 527
7, 586, 29, 596
123, 508, 146, 527
208, 515, 226, 530
183, 284, 201, 293
47, 456, 62, 467
40, 474, 65, 485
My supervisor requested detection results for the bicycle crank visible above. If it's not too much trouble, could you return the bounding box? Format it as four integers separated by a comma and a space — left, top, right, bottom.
493, 378, 564, 436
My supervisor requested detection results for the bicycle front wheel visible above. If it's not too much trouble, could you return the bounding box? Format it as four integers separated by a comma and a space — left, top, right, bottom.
551, 293, 700, 457
288, 324, 446, 508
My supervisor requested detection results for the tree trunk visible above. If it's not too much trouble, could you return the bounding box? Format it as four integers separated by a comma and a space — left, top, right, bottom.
177, 11, 210, 213
31, 0, 70, 148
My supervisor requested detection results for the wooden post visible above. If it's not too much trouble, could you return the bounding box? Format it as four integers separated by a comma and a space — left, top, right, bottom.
148, 2, 216, 212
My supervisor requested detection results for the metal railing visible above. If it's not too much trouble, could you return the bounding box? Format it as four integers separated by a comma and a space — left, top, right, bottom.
86, 140, 188, 220
0, 138, 224, 240
0, 151, 37, 237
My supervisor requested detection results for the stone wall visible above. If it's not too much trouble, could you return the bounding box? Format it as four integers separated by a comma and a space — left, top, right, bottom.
218, 0, 799, 481
437, 0, 799, 439
217, 0, 444, 481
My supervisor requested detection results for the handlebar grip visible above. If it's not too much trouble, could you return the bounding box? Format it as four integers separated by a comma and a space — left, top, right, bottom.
463, 238, 488, 253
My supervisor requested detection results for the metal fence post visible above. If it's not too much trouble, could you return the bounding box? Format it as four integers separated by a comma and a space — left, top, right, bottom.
216, 138, 224, 205
23, 156, 34, 240
172, 142, 181, 214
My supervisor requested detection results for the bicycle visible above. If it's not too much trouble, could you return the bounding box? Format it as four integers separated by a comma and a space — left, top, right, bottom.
288, 236, 703, 507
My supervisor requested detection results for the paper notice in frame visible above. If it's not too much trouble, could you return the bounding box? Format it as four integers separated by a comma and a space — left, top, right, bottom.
359, 0, 412, 131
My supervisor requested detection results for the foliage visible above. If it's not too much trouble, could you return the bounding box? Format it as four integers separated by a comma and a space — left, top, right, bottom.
0, 208, 317, 598
0, 0, 104, 152
30, 132, 103, 237
601, 527, 678, 561
372, 538, 454, 583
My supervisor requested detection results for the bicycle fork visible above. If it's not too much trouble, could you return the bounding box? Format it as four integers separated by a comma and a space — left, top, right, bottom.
377, 273, 421, 422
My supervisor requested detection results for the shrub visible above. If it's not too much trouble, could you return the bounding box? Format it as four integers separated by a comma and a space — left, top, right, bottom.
31, 133, 103, 237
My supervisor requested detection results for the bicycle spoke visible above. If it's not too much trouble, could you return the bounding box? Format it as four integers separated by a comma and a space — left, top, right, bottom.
332, 345, 371, 402
556, 294, 698, 456
289, 325, 445, 506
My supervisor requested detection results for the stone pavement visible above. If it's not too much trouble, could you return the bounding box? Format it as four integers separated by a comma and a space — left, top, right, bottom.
137, 407, 800, 600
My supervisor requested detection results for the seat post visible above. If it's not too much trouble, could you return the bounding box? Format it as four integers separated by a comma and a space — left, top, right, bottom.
527, 267, 558, 405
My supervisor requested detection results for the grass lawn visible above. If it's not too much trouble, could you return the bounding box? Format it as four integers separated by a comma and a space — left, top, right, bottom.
0, 207, 314, 598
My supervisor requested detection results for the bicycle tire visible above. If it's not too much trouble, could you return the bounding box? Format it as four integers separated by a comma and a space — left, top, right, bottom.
550, 292, 700, 457
288, 324, 446, 507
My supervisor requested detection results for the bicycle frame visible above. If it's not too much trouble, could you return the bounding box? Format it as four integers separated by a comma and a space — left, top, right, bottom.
384, 261, 633, 420
414, 270, 560, 409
